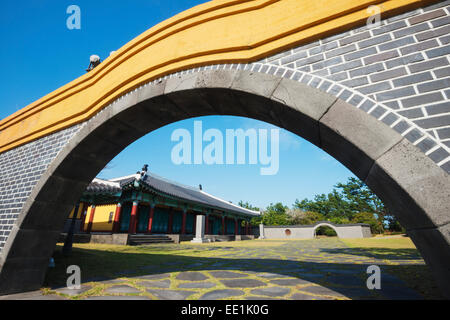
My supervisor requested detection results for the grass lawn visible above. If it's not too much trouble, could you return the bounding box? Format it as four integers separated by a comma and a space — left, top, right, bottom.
342, 236, 417, 249
342, 236, 442, 299
182, 239, 289, 247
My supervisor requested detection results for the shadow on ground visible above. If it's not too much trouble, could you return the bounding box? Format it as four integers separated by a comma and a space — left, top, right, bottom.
43, 243, 443, 300
320, 247, 421, 260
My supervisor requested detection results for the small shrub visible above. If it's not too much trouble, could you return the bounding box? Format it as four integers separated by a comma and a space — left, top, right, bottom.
315, 226, 337, 237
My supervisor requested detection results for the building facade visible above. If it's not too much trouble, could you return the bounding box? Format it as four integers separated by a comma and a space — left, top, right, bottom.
64, 167, 259, 239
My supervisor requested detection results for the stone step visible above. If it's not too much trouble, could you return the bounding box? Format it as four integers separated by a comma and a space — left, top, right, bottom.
129, 235, 171, 239
130, 239, 174, 244
130, 236, 171, 240
129, 241, 174, 245
129, 237, 173, 241
128, 234, 175, 245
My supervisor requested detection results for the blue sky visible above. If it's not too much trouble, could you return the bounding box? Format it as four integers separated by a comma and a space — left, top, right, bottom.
0, 0, 356, 209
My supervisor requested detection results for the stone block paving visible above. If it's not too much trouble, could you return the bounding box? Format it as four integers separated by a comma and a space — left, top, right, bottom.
0, 238, 427, 300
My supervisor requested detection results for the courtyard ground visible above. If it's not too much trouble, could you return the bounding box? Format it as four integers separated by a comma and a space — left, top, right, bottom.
0, 236, 443, 300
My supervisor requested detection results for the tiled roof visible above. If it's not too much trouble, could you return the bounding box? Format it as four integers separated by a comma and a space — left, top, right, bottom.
89, 173, 260, 217
86, 178, 122, 194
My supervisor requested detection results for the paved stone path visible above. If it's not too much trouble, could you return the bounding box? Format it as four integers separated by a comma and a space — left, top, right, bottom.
0, 238, 427, 300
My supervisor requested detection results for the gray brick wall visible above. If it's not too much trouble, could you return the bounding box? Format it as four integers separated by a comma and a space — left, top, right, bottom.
0, 125, 81, 252
262, 0, 450, 173
0, 0, 449, 254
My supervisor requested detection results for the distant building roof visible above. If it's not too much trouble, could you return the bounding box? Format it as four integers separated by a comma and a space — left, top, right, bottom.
87, 178, 122, 194
85, 172, 260, 217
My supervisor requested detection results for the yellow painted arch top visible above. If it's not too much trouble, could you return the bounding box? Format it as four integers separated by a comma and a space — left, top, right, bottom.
0, 0, 437, 154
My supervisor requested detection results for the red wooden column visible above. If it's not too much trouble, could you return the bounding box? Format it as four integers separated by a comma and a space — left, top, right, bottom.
246, 221, 250, 235
234, 218, 238, 236
181, 209, 187, 235
221, 216, 225, 235
128, 201, 139, 234
86, 205, 96, 233
168, 208, 174, 234
147, 205, 155, 234
205, 214, 209, 235
112, 203, 122, 233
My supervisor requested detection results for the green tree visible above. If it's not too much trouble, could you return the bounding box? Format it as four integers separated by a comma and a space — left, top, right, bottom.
294, 177, 403, 233
293, 190, 353, 220
238, 201, 260, 212
315, 226, 337, 237
352, 212, 384, 234
328, 216, 351, 225
239, 201, 262, 226
385, 215, 405, 233
335, 178, 404, 232
287, 209, 324, 225
259, 202, 290, 226
250, 216, 262, 226
335, 177, 386, 218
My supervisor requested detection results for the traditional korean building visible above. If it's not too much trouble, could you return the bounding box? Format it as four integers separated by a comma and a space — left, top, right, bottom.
65, 166, 260, 241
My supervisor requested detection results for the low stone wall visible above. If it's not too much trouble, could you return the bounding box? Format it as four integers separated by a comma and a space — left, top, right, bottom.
263, 227, 313, 239
59, 233, 129, 245
60, 233, 256, 245
89, 233, 129, 245
205, 235, 235, 242
334, 224, 372, 238
167, 234, 194, 244
197, 235, 255, 242
235, 235, 255, 241
261, 222, 372, 239
58, 233, 91, 244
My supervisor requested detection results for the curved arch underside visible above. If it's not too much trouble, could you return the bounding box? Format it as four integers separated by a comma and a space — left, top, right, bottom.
0, 0, 449, 299
314, 224, 339, 238
0, 0, 440, 153
0, 69, 449, 297
313, 223, 340, 233
311, 222, 368, 238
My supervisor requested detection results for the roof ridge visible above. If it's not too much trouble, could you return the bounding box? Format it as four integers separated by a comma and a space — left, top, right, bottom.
92, 178, 121, 187
108, 174, 138, 182
199, 190, 260, 215
145, 172, 200, 192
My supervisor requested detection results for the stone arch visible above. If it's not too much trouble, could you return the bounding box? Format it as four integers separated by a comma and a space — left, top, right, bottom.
0, 68, 448, 297
312, 222, 341, 238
